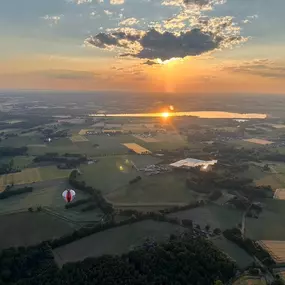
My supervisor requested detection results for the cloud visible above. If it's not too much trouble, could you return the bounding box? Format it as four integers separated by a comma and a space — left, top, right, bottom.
143, 60, 158, 65
119, 18, 139, 26
104, 10, 113, 16
222, 59, 285, 79
42, 15, 63, 26
183, 0, 210, 6
65, 0, 92, 4
86, 23, 245, 61
110, 0, 124, 4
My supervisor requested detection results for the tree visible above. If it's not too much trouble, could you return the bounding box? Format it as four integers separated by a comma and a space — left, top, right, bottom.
205, 224, 210, 232
213, 228, 221, 235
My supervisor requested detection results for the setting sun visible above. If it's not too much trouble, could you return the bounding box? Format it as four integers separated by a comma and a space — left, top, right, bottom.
162, 112, 169, 118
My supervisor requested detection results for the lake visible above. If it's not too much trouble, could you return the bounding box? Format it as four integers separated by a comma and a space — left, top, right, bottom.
89, 111, 267, 119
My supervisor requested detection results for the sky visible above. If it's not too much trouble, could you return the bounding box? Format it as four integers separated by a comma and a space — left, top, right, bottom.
0, 0, 285, 94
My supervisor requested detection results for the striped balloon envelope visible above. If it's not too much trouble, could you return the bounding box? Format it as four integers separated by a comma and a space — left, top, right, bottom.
62, 189, 76, 203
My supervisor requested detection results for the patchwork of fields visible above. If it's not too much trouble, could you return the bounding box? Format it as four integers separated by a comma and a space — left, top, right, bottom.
53, 220, 185, 266
0, 166, 71, 192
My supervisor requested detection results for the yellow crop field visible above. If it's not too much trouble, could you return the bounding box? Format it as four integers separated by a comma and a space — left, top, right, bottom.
274, 189, 285, 200
0, 168, 42, 191
78, 129, 90, 135
258, 240, 285, 263
123, 143, 151, 154
70, 135, 88, 142
243, 138, 273, 145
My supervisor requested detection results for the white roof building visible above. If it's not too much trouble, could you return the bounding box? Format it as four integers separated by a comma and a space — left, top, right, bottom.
170, 158, 218, 168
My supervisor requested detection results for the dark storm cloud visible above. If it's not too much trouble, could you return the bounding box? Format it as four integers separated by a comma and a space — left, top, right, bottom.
137, 28, 219, 60
86, 28, 221, 61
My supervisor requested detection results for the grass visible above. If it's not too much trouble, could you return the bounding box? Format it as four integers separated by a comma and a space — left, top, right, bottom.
106, 172, 201, 204
245, 199, 285, 240
0, 135, 43, 148
212, 237, 254, 268
0, 166, 71, 191
233, 276, 267, 285
13, 156, 34, 169
0, 179, 90, 214
78, 156, 139, 195
167, 204, 243, 231
53, 220, 185, 266
0, 211, 75, 250
38, 166, 71, 181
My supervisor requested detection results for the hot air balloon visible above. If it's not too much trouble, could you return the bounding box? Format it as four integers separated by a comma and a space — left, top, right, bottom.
62, 189, 76, 203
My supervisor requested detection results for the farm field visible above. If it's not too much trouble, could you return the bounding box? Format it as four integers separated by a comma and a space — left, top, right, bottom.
53, 220, 185, 266
243, 138, 274, 145
167, 204, 243, 230
258, 240, 285, 264
70, 135, 88, 142
0, 135, 43, 148
0, 211, 75, 250
212, 237, 254, 268
245, 199, 285, 240
0, 179, 91, 214
106, 172, 201, 204
123, 143, 151, 154
0, 166, 71, 192
78, 156, 139, 194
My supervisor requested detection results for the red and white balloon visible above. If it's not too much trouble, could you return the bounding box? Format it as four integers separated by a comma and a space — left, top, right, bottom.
62, 189, 76, 203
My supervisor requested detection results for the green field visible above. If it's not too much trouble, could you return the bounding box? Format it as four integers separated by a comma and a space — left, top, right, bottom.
13, 156, 34, 168
106, 172, 201, 204
168, 204, 243, 230
212, 237, 254, 268
0, 166, 71, 191
0, 135, 43, 148
0, 179, 91, 214
79, 156, 139, 194
245, 199, 285, 240
0, 211, 75, 250
53, 220, 185, 266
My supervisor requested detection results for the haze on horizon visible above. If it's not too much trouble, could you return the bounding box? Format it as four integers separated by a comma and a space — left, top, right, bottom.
0, 0, 285, 94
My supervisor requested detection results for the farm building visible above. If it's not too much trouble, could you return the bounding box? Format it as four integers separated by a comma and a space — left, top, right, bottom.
170, 158, 218, 169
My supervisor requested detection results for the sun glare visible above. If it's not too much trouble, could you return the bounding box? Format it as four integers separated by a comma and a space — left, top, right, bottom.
156, 57, 181, 65
162, 112, 169, 118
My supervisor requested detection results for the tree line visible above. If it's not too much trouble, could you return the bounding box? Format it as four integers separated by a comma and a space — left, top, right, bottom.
1, 234, 236, 285
0, 147, 27, 157
223, 228, 275, 266
68, 170, 113, 215
0, 187, 33, 200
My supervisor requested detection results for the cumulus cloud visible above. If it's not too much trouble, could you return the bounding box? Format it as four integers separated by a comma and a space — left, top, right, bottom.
86, 20, 246, 61
222, 59, 285, 79
110, 0, 124, 4
119, 18, 139, 26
